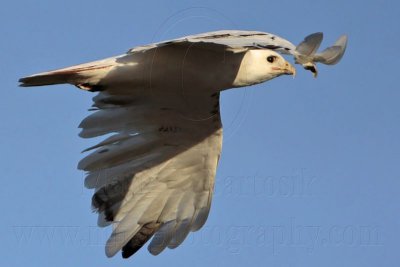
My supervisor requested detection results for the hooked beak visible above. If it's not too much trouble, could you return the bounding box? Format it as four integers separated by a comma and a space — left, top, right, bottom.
272, 62, 296, 77
283, 62, 296, 76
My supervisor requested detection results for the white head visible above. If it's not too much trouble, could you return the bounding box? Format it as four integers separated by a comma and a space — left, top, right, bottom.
233, 49, 296, 87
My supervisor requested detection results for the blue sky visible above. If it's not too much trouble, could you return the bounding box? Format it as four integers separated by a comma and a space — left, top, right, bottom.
1, 0, 399, 266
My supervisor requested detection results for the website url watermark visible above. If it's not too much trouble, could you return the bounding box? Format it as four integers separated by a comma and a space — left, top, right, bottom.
13, 218, 382, 255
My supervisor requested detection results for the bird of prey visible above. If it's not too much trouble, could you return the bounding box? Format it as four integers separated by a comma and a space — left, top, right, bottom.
19, 30, 347, 258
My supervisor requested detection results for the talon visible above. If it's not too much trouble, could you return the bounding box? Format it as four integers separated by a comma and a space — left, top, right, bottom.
303, 63, 318, 78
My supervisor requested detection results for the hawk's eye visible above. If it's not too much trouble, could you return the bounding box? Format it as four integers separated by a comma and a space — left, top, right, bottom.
267, 56, 276, 63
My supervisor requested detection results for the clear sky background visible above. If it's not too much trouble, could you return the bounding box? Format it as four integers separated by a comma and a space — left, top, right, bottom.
1, 0, 399, 266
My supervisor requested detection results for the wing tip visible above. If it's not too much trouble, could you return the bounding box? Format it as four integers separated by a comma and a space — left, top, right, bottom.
105, 247, 118, 258
17, 73, 70, 87
18, 76, 37, 87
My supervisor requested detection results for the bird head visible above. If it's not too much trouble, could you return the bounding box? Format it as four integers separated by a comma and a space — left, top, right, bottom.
233, 50, 296, 87
264, 50, 296, 78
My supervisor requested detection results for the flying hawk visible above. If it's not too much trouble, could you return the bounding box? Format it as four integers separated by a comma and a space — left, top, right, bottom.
19, 30, 347, 258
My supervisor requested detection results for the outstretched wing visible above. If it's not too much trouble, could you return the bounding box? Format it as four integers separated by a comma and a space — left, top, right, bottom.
130, 30, 348, 76
129, 30, 298, 54
80, 89, 222, 258
20, 39, 228, 258
19, 30, 348, 88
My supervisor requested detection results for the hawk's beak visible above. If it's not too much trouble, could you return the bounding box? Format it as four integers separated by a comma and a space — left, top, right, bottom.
283, 62, 296, 77
273, 62, 296, 77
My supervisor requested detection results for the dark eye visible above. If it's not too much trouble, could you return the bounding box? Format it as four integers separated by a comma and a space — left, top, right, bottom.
267, 56, 276, 63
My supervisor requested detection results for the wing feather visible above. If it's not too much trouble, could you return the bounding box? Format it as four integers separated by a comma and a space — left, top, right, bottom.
148, 221, 178, 255
78, 82, 222, 258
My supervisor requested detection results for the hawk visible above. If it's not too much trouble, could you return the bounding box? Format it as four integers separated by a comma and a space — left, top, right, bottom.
19, 30, 347, 258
